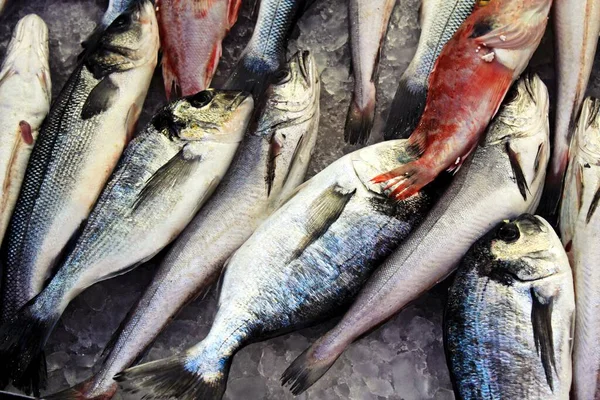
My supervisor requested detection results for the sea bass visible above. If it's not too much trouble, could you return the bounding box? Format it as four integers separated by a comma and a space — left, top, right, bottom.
0, 2, 158, 392
281, 75, 551, 394
223, 0, 313, 97
541, 0, 600, 220
445, 215, 574, 399
44, 50, 319, 400
0, 15, 51, 245
344, 0, 395, 145
158, 0, 242, 99
116, 131, 440, 399
560, 98, 600, 400
383, 0, 475, 140
372, 0, 551, 200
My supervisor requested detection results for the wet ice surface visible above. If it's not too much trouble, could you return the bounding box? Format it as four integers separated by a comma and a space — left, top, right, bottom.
0, 0, 599, 399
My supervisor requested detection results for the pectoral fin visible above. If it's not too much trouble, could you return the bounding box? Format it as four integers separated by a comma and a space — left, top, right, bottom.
506, 141, 529, 201
81, 77, 119, 120
474, 20, 544, 49
530, 287, 556, 391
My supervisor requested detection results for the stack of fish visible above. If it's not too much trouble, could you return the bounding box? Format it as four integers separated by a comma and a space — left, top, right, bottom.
0, 0, 598, 399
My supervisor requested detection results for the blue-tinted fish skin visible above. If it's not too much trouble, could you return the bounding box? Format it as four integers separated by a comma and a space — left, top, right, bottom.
102, 0, 139, 28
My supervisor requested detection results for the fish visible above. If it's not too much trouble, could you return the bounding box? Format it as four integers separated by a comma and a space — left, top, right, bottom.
157, 0, 242, 99
445, 214, 574, 399
0, 15, 51, 245
371, 0, 552, 201
101, 0, 139, 28
115, 119, 440, 399
0, 0, 7, 15
383, 0, 475, 140
0, 88, 253, 397
344, 0, 395, 145
559, 97, 600, 400
539, 0, 600, 221
223, 0, 314, 97
0, 1, 159, 393
43, 50, 319, 400
280, 74, 551, 394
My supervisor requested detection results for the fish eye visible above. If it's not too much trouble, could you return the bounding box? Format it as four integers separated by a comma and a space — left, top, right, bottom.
274, 69, 291, 84
110, 13, 133, 31
189, 91, 214, 108
497, 222, 520, 243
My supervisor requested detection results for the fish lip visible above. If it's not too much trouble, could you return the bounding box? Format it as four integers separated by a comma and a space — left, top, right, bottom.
6, 14, 49, 64
296, 50, 314, 85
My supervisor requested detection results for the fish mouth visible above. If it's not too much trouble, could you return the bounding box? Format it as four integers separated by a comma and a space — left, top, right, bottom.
7, 15, 49, 63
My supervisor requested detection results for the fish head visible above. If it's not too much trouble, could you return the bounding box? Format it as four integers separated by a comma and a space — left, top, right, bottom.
573, 97, 600, 166
153, 89, 254, 145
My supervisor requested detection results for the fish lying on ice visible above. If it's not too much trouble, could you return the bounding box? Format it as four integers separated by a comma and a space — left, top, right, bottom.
383, 0, 475, 140
281, 74, 551, 394
157, 0, 242, 99
0, 1, 159, 394
0, 14, 51, 245
372, 0, 552, 201
560, 97, 600, 400
445, 214, 574, 399
44, 50, 318, 400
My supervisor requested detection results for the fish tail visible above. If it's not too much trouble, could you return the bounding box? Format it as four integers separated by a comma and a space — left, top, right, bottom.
281, 341, 341, 395
115, 341, 232, 400
44, 374, 117, 400
383, 76, 426, 140
344, 83, 376, 145
0, 301, 60, 396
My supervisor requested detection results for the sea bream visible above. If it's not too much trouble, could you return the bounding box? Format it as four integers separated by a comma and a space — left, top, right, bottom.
0, 1, 158, 393
560, 98, 600, 400
281, 75, 551, 394
383, 0, 475, 140
344, 0, 395, 145
0, 15, 51, 245
0, 88, 253, 399
158, 0, 242, 99
45, 50, 319, 400
115, 122, 441, 399
372, 0, 552, 201
540, 0, 600, 220
445, 215, 574, 399
223, 0, 314, 97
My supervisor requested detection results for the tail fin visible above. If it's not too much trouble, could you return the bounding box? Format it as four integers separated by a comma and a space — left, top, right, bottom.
344, 84, 376, 145
383, 76, 426, 140
281, 343, 341, 395
0, 306, 59, 396
115, 349, 232, 400
43, 374, 117, 400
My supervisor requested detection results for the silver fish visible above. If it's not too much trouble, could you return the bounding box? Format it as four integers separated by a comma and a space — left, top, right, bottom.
540, 0, 600, 218
383, 0, 475, 140
101, 0, 140, 28
281, 74, 551, 394
0, 1, 158, 394
115, 121, 438, 399
446, 214, 574, 399
0, 15, 51, 244
344, 0, 395, 145
560, 97, 600, 400
44, 50, 319, 400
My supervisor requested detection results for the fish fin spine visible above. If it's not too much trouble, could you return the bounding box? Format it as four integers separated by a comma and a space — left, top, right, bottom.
281, 343, 340, 394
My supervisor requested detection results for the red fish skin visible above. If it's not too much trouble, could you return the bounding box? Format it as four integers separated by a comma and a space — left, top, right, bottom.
158, 0, 242, 99
373, 0, 552, 200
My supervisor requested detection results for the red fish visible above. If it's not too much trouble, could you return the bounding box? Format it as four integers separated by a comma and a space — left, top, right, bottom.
158, 0, 242, 99
372, 0, 552, 200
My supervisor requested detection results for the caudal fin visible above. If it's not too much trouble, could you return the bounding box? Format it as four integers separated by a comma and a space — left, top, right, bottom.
0, 305, 59, 396
43, 374, 117, 400
383, 77, 426, 140
344, 86, 376, 145
115, 349, 231, 400
281, 344, 340, 395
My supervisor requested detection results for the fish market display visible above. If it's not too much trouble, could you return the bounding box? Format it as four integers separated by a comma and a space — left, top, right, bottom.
445, 214, 574, 399
372, 0, 551, 201
344, 0, 394, 145
383, 0, 475, 140
0, 88, 253, 396
101, 0, 138, 28
541, 0, 600, 219
0, 1, 158, 393
158, 0, 242, 99
0, 14, 51, 245
281, 75, 551, 394
45, 50, 318, 400
560, 98, 600, 400
223, 0, 313, 96
115, 136, 441, 398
